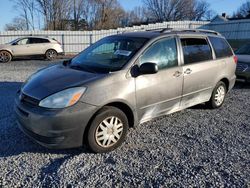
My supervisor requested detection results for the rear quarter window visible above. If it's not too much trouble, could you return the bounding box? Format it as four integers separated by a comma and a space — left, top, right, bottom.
29, 38, 50, 44
208, 37, 233, 58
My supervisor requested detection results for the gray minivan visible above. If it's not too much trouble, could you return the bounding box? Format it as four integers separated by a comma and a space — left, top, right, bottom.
15, 29, 237, 153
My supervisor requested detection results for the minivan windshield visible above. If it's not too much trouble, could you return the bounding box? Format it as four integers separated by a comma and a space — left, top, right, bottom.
70, 36, 148, 73
235, 44, 250, 55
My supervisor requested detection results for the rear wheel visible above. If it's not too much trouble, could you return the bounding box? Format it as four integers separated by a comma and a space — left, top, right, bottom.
0, 51, 12, 63
87, 106, 129, 153
45, 49, 57, 60
207, 81, 227, 109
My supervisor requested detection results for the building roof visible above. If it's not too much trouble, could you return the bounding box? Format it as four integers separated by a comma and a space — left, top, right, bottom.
211, 15, 229, 23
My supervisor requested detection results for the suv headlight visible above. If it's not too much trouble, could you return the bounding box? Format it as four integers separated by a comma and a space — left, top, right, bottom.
39, 87, 86, 109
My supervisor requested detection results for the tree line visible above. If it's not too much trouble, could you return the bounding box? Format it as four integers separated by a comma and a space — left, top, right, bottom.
4, 0, 221, 31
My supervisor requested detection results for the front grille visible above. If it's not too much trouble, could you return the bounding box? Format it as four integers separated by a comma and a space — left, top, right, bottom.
20, 93, 39, 106
17, 107, 29, 117
236, 62, 249, 72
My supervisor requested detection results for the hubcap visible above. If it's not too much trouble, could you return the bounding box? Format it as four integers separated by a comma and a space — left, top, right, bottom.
95, 116, 123, 148
214, 85, 225, 106
0, 52, 10, 62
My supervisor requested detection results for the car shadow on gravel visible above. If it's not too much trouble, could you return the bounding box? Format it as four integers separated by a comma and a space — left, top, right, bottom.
11, 55, 70, 62
0, 82, 88, 158
234, 81, 250, 89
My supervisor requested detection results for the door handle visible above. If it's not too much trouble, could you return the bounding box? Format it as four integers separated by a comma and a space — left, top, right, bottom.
173, 71, 182, 77
184, 68, 192, 74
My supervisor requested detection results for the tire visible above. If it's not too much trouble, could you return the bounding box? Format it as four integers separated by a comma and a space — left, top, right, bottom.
0, 50, 12, 63
87, 106, 129, 153
45, 49, 57, 60
207, 81, 227, 109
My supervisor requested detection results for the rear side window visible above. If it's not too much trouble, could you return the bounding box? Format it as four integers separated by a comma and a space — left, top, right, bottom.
181, 38, 213, 64
29, 38, 50, 44
209, 37, 233, 58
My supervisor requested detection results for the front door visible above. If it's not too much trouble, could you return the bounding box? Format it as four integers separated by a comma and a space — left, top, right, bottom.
11, 38, 30, 56
135, 37, 183, 123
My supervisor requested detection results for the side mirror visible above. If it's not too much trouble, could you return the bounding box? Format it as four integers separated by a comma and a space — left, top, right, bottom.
63, 59, 71, 66
139, 62, 158, 74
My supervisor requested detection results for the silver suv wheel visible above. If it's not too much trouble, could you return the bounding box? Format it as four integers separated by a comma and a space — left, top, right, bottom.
45, 49, 57, 60
0, 51, 12, 63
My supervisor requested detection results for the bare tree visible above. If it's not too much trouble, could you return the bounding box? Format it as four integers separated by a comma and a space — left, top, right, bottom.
90, 0, 126, 29
125, 6, 148, 25
7, 0, 214, 31
12, 0, 37, 30
233, 1, 250, 18
5, 17, 27, 31
143, 0, 211, 22
36, 0, 71, 30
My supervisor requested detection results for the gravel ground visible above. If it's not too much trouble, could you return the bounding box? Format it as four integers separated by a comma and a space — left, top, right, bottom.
0, 60, 249, 187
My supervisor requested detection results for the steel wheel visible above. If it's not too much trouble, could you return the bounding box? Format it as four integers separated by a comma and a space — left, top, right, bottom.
46, 49, 57, 60
214, 85, 226, 106
95, 116, 123, 148
0, 51, 11, 63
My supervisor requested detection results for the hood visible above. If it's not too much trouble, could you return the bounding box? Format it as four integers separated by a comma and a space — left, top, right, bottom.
236, 55, 250, 64
22, 64, 104, 100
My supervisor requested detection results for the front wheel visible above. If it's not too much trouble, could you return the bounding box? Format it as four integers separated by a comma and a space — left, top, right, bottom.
0, 51, 12, 63
87, 107, 129, 153
45, 49, 57, 60
207, 81, 227, 109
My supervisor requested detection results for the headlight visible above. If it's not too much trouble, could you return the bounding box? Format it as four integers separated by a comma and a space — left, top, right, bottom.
39, 87, 86, 109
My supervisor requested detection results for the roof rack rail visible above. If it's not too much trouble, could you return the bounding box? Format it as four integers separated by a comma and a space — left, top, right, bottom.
145, 28, 171, 32
173, 29, 220, 35
120, 27, 146, 34
146, 28, 220, 35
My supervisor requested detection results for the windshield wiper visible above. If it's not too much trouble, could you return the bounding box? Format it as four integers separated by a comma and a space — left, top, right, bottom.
70, 65, 97, 73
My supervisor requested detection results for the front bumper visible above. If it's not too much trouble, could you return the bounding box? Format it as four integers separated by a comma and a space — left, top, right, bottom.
15, 96, 98, 149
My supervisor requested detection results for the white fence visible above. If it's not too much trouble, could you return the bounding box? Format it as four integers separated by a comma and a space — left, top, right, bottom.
0, 21, 208, 54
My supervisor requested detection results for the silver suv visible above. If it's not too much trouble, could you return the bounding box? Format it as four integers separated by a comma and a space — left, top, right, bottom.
0, 36, 64, 63
15, 29, 237, 153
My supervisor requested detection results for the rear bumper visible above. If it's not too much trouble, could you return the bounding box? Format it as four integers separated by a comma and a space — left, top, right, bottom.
15, 97, 98, 149
228, 75, 236, 91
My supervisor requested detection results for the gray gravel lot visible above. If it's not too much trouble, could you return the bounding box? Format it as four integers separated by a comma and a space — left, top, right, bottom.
0, 59, 249, 187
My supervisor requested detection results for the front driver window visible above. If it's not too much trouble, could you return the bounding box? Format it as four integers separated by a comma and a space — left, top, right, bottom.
140, 38, 178, 70
17, 38, 29, 45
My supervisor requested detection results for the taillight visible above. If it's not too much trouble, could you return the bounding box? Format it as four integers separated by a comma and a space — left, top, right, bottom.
233, 56, 238, 64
